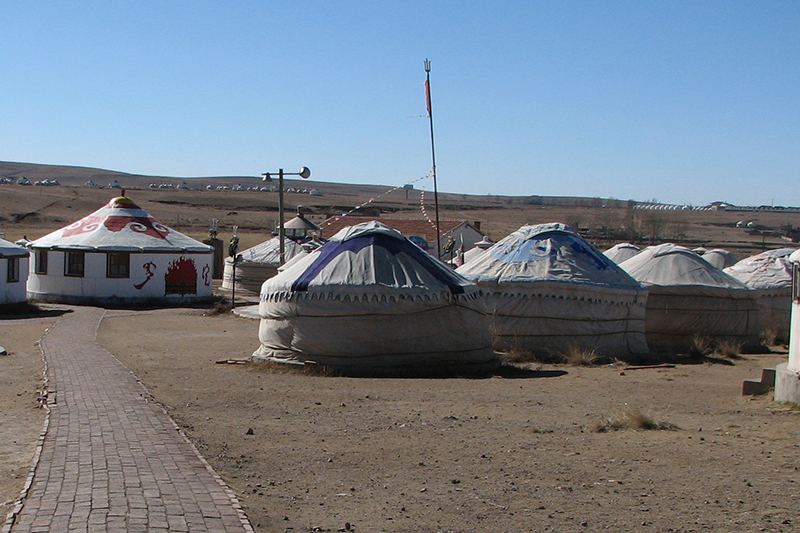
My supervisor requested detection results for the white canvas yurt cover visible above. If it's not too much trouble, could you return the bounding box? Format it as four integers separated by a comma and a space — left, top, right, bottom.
703, 248, 738, 269
603, 242, 641, 264
456, 223, 649, 358
27, 195, 213, 305
724, 248, 797, 342
222, 236, 303, 293
620, 243, 759, 353
1, 237, 29, 306
253, 221, 496, 376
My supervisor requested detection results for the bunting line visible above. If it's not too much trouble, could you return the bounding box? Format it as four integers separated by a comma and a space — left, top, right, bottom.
320, 172, 434, 229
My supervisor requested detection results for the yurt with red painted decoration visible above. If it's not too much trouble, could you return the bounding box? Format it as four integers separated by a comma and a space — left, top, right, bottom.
26, 195, 213, 305
253, 221, 497, 376
0, 237, 29, 307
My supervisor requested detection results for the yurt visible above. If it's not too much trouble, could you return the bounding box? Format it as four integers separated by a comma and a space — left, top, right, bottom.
703, 248, 738, 269
603, 242, 641, 264
253, 221, 497, 376
456, 223, 649, 358
222, 236, 304, 293
222, 209, 320, 293
619, 243, 759, 353
724, 248, 797, 342
774, 250, 800, 404
0, 237, 29, 307
26, 195, 214, 306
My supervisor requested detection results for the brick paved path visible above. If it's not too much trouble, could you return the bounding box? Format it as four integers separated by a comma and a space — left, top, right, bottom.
5, 306, 253, 533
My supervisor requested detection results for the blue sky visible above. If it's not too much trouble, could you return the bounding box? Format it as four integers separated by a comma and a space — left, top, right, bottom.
2, 1, 799, 206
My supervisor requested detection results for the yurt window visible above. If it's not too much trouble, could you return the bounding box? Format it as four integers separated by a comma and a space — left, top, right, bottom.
65, 251, 85, 277
35, 250, 48, 275
6, 257, 19, 283
107, 252, 130, 278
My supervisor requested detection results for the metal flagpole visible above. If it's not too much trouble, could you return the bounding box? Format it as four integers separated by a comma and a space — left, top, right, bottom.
424, 58, 442, 260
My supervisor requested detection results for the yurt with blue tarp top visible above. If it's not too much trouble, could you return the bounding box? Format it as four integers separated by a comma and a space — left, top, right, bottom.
620, 243, 759, 353
456, 223, 649, 358
253, 221, 497, 376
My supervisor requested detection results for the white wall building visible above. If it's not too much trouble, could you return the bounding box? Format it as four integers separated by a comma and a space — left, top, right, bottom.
0, 238, 29, 306
26, 195, 213, 306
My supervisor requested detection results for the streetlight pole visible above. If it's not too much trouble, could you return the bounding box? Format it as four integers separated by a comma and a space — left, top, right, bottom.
262, 167, 311, 265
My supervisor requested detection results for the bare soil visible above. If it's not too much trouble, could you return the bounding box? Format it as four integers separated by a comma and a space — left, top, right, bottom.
0, 315, 52, 519
92, 308, 799, 533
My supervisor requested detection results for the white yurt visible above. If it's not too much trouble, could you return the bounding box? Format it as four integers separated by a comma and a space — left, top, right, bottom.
253, 221, 497, 376
26, 195, 214, 306
619, 243, 759, 353
456, 223, 649, 358
222, 236, 304, 293
603, 242, 641, 264
703, 248, 738, 269
0, 237, 30, 307
724, 248, 797, 342
222, 209, 320, 293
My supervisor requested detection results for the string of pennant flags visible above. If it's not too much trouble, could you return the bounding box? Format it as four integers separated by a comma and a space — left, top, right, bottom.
319, 170, 437, 230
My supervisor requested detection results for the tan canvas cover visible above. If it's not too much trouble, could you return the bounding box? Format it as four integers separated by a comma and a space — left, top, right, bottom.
724, 248, 797, 341
620, 243, 759, 352
456, 223, 648, 357
253, 221, 496, 375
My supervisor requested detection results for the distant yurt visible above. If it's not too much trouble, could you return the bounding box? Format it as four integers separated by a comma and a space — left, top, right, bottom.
26, 195, 214, 305
619, 243, 759, 353
456, 223, 649, 358
603, 242, 641, 264
703, 248, 738, 269
0, 238, 29, 307
253, 221, 497, 376
222, 209, 320, 293
222, 236, 304, 293
724, 248, 797, 342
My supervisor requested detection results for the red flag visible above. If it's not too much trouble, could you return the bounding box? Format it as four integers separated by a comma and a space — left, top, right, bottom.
424, 79, 431, 116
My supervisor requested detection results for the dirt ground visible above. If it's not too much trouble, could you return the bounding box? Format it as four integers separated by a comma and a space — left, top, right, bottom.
87, 307, 799, 533
0, 316, 52, 520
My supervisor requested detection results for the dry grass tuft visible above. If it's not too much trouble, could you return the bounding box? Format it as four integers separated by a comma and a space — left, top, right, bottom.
561, 345, 600, 366
204, 299, 233, 316
499, 347, 561, 365
688, 335, 713, 358
715, 339, 744, 359
591, 409, 679, 433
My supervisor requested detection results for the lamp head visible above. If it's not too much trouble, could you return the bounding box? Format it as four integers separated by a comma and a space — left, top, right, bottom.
261, 172, 272, 182
298, 167, 311, 179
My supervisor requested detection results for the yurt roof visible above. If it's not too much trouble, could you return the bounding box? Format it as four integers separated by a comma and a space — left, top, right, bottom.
620, 243, 749, 289
724, 248, 796, 289
0, 237, 29, 258
455, 222, 642, 290
29, 196, 212, 253
283, 214, 320, 231
702, 248, 738, 269
603, 242, 641, 264
791, 249, 800, 264
261, 221, 479, 298
230, 236, 304, 265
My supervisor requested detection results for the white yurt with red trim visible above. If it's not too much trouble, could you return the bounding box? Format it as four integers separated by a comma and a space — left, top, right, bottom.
26, 195, 213, 305
456, 223, 649, 358
253, 221, 496, 376
0, 238, 29, 306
